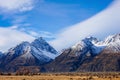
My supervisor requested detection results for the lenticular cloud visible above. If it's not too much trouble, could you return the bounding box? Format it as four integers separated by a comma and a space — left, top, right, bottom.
50, 0, 120, 51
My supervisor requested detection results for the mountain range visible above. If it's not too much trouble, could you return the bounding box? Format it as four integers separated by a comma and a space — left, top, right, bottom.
44, 33, 120, 72
0, 33, 120, 72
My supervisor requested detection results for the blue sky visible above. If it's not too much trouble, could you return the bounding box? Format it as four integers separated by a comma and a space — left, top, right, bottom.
0, 0, 113, 33
1, 0, 120, 52
27, 0, 113, 32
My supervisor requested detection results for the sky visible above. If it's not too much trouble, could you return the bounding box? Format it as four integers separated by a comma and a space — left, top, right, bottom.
0, 0, 119, 52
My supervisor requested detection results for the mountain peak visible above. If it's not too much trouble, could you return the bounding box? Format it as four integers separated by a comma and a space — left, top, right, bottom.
104, 33, 120, 45
33, 37, 46, 43
7, 41, 31, 56
32, 37, 49, 49
15, 41, 31, 50
72, 36, 98, 49
32, 37, 58, 55
82, 36, 98, 44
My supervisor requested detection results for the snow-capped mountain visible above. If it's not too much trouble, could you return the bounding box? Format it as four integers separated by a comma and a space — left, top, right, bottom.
0, 33, 120, 72
0, 37, 58, 72
99, 33, 120, 53
6, 37, 58, 60
71, 33, 120, 55
7, 42, 31, 57
103, 33, 120, 45
44, 33, 120, 72
31, 37, 58, 59
71, 36, 104, 56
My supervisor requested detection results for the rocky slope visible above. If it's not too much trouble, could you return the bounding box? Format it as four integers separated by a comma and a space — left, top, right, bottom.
44, 33, 120, 72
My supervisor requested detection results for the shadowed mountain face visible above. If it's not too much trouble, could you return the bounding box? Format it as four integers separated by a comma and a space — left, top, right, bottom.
44, 33, 120, 72
77, 52, 120, 72
0, 52, 3, 59
0, 52, 4, 65
0, 37, 58, 72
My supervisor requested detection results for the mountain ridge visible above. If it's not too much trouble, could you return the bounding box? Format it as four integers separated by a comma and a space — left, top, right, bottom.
43, 33, 120, 72
0, 33, 120, 72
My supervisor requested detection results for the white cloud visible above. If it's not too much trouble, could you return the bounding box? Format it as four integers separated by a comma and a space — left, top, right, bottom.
11, 15, 27, 24
8, 25, 19, 29
0, 0, 34, 12
50, 0, 120, 51
0, 26, 35, 52
29, 31, 55, 39
29, 31, 39, 37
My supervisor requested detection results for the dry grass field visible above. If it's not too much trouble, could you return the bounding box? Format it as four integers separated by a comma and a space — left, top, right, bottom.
0, 72, 120, 80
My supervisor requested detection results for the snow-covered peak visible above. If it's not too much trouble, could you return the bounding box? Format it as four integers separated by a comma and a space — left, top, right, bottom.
96, 33, 120, 47
72, 41, 86, 51
71, 36, 105, 56
104, 33, 120, 45
14, 41, 30, 52
32, 37, 49, 49
71, 33, 120, 56
99, 33, 120, 53
7, 41, 31, 57
72, 36, 98, 49
82, 36, 98, 45
83, 36, 97, 41
33, 37, 46, 44
32, 37, 58, 55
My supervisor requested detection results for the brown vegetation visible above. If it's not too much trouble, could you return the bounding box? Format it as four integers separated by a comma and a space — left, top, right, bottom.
0, 72, 120, 80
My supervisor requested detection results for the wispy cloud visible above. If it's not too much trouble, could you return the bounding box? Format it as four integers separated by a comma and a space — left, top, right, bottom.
11, 15, 27, 25
0, 0, 34, 13
0, 0, 40, 27
0, 26, 35, 52
50, 0, 120, 51
28, 31, 55, 39
8, 25, 19, 29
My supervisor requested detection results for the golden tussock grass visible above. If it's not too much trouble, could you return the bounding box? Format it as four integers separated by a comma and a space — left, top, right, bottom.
0, 72, 120, 80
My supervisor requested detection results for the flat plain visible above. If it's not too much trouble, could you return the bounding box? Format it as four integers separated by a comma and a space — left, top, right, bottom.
0, 72, 120, 80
